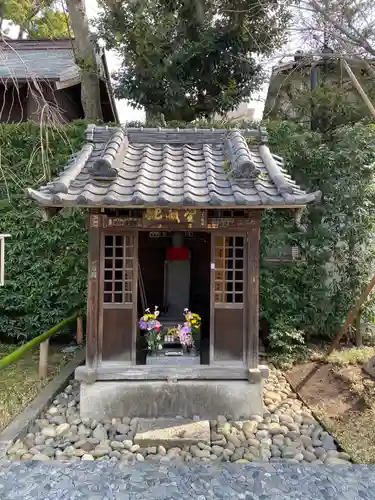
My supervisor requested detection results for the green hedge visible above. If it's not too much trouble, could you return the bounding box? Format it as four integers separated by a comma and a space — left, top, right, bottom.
261, 120, 375, 338
0, 121, 88, 340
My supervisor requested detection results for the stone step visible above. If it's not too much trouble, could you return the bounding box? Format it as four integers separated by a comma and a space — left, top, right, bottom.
134, 418, 210, 449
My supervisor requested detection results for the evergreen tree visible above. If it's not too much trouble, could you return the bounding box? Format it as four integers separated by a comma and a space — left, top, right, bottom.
97, 0, 291, 121
0, 0, 70, 39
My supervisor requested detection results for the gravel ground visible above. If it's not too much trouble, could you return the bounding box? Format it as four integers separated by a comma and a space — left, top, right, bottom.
0, 461, 372, 500
5, 369, 351, 465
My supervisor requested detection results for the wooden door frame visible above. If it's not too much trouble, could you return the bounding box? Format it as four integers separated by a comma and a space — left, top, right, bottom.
247, 212, 260, 369
132, 230, 139, 364
86, 211, 101, 370
99, 228, 139, 365
210, 231, 247, 365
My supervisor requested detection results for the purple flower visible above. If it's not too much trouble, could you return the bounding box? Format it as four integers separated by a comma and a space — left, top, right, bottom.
180, 325, 191, 335
177, 323, 194, 347
138, 320, 147, 330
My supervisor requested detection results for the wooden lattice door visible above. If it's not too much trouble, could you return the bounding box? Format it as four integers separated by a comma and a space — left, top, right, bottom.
101, 232, 138, 362
211, 234, 246, 362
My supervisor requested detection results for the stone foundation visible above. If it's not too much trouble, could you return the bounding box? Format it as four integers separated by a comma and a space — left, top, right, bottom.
79, 379, 264, 420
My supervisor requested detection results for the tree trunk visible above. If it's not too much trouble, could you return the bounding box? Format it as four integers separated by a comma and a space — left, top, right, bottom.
65, 0, 103, 121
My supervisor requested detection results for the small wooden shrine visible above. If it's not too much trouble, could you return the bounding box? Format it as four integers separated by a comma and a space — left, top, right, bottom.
28, 126, 320, 419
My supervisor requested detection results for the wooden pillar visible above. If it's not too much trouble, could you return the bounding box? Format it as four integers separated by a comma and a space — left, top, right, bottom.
39, 338, 49, 379
247, 211, 260, 369
76, 316, 83, 345
355, 311, 362, 347
86, 211, 101, 370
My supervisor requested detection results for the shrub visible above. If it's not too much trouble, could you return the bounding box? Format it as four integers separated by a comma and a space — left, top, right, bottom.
268, 317, 306, 354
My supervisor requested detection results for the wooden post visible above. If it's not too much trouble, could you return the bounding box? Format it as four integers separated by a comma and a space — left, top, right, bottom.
355, 311, 362, 347
86, 212, 101, 370
76, 316, 83, 345
327, 273, 375, 355
342, 59, 375, 120
39, 338, 49, 379
247, 212, 261, 370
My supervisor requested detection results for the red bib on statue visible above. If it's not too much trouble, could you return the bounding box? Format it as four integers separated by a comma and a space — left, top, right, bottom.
166, 247, 189, 261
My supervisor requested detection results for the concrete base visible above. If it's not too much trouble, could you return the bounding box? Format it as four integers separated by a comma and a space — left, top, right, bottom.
134, 418, 210, 448
79, 379, 264, 420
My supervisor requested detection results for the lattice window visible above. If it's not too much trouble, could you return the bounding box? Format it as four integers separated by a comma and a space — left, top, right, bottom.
264, 244, 300, 263
214, 236, 244, 304
104, 234, 134, 304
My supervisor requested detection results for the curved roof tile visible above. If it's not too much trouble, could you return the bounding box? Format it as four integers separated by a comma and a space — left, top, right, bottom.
27, 125, 321, 208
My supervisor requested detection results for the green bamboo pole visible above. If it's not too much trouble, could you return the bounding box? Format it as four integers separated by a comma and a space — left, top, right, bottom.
0, 311, 82, 370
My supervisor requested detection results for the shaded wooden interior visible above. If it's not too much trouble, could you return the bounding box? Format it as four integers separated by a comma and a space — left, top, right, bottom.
137, 231, 211, 364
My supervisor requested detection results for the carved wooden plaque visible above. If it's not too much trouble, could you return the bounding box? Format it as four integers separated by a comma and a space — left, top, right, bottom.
103, 217, 143, 228
101, 210, 258, 230
90, 215, 100, 228
207, 217, 255, 229
142, 208, 207, 229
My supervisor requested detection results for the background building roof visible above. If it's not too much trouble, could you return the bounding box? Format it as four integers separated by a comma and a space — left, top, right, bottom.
0, 38, 119, 122
0, 39, 84, 82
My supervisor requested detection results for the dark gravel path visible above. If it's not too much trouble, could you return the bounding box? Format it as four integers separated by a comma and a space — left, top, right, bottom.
0, 461, 374, 500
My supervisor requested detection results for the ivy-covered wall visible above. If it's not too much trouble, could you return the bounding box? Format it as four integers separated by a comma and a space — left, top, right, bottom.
0, 121, 88, 340
1, 118, 374, 342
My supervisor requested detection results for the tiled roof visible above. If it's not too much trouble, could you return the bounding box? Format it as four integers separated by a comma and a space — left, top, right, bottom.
27, 125, 321, 208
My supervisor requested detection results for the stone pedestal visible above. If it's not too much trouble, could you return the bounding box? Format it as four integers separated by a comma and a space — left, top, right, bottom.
146, 351, 200, 365
79, 379, 264, 420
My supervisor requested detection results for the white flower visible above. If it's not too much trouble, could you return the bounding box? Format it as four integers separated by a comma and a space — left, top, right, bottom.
155, 305, 159, 310
145, 308, 150, 313
155, 310, 160, 317
158, 344, 162, 350
184, 308, 188, 312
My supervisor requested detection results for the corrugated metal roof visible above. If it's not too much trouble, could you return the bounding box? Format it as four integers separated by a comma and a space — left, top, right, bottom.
0, 40, 77, 81
27, 125, 321, 208
0, 39, 105, 83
